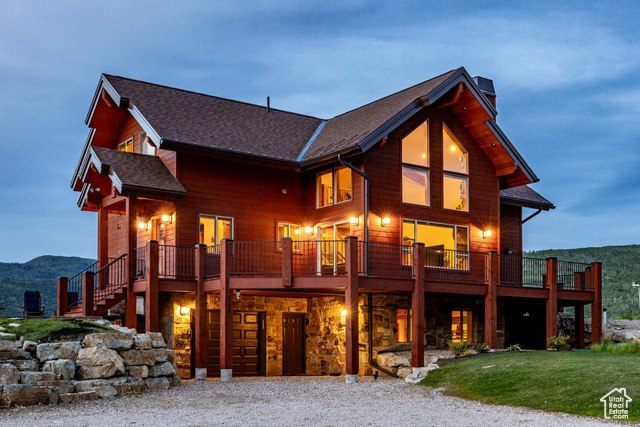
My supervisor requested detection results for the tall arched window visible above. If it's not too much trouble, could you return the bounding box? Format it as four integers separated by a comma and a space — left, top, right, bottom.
401, 121, 429, 206
443, 124, 468, 211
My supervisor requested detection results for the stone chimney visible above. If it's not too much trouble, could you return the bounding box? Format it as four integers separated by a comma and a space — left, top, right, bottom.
473, 76, 496, 109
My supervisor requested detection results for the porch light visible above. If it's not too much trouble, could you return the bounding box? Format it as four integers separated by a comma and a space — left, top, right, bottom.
381, 217, 391, 227
294, 228, 300, 235
162, 214, 173, 224
179, 306, 190, 315
482, 230, 492, 239
236, 290, 241, 299
450, 145, 457, 151
138, 221, 149, 231
341, 309, 347, 322
304, 227, 315, 235
349, 217, 359, 226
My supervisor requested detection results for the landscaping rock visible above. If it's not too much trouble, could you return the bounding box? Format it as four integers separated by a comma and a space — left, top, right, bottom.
151, 348, 168, 363
120, 349, 156, 367
129, 365, 149, 378
144, 377, 169, 391
110, 377, 147, 395
133, 334, 152, 350
20, 371, 57, 384
76, 347, 125, 379
413, 365, 439, 376
405, 372, 425, 384
149, 362, 175, 377
146, 332, 166, 348
92, 319, 111, 326
387, 355, 410, 368
376, 352, 394, 366
37, 380, 74, 394
396, 367, 413, 378
37, 342, 82, 362
0, 348, 23, 361
43, 359, 76, 380
166, 349, 175, 363
0, 384, 59, 407
73, 379, 117, 399
0, 333, 17, 340
0, 341, 22, 350
168, 376, 182, 388
108, 325, 138, 335
4, 359, 39, 371
22, 341, 37, 353
84, 333, 134, 351
59, 391, 98, 404
0, 363, 21, 384
0, 326, 4, 331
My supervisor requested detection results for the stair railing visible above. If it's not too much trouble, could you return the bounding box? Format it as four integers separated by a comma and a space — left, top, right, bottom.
93, 254, 128, 306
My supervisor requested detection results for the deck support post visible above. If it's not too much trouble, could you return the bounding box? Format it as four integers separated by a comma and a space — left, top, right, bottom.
575, 304, 585, 349
82, 272, 95, 317
411, 243, 425, 367
591, 262, 603, 345
282, 238, 292, 288
220, 239, 234, 382
97, 200, 109, 289
484, 251, 498, 348
345, 236, 359, 383
125, 196, 138, 330
57, 277, 68, 316
144, 240, 159, 332
194, 244, 208, 380
545, 257, 558, 347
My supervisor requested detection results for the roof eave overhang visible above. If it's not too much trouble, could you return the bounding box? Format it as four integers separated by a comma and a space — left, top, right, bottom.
500, 196, 555, 211
485, 120, 539, 184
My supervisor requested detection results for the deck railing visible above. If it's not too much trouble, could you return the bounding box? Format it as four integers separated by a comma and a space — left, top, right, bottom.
205, 245, 221, 277
424, 249, 488, 283
66, 261, 98, 311
358, 241, 413, 277
159, 245, 196, 279
498, 255, 547, 287
557, 260, 592, 290
93, 254, 128, 306
232, 241, 283, 275
133, 246, 146, 279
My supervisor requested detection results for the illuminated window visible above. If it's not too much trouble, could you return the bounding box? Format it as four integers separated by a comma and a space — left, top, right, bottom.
199, 215, 233, 250
397, 309, 412, 343
451, 310, 472, 343
118, 139, 133, 152
402, 121, 430, 206
443, 125, 468, 211
277, 223, 301, 251
402, 220, 469, 268
317, 167, 352, 208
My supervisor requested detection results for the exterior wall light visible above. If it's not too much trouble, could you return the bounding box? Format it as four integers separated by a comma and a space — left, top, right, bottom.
341, 309, 347, 323
381, 217, 391, 227
349, 217, 359, 226
179, 306, 190, 315
138, 221, 149, 231
294, 228, 300, 235
482, 230, 492, 239
162, 214, 173, 224
304, 226, 315, 235
236, 290, 241, 299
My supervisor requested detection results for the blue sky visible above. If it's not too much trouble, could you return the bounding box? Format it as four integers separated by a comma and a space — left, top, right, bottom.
0, 1, 639, 262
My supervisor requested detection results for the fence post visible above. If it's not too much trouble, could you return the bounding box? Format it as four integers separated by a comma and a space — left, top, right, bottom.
545, 257, 558, 347
282, 238, 292, 288
82, 272, 95, 317
345, 236, 359, 383
145, 240, 159, 332
57, 277, 68, 316
412, 243, 425, 367
220, 239, 234, 382
484, 251, 498, 348
194, 244, 208, 380
591, 262, 603, 344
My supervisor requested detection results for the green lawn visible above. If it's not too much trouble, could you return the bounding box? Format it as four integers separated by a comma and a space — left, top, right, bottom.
421, 351, 640, 421
0, 317, 113, 343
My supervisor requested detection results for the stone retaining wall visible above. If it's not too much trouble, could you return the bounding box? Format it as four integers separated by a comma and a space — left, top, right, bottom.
0, 325, 181, 407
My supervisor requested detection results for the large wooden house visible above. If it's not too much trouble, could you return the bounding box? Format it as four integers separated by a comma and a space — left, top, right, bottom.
60, 68, 602, 381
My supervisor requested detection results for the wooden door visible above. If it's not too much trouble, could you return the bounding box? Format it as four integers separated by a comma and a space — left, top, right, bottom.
207, 310, 263, 377
282, 313, 305, 375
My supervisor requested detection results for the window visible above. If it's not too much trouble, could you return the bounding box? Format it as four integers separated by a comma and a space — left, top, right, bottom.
397, 309, 412, 343
277, 223, 301, 251
139, 132, 156, 156
317, 167, 352, 208
199, 215, 233, 249
118, 139, 133, 152
402, 121, 429, 206
402, 220, 469, 268
443, 125, 468, 211
451, 310, 472, 343
318, 222, 350, 273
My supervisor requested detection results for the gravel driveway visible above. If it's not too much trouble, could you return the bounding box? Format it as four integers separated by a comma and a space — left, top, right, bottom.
0, 377, 626, 426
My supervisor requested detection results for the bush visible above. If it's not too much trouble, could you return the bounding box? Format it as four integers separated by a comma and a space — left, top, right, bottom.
507, 344, 521, 352
547, 333, 569, 350
475, 343, 490, 353
447, 340, 470, 357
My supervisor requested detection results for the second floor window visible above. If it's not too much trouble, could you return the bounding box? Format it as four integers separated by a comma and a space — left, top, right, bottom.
402, 219, 469, 268
317, 167, 352, 207
402, 121, 429, 206
443, 125, 468, 211
118, 139, 133, 152
199, 215, 233, 247
277, 223, 301, 251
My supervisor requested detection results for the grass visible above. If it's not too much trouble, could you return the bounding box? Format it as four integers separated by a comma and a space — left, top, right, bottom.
591, 341, 640, 354
421, 351, 640, 421
0, 317, 114, 343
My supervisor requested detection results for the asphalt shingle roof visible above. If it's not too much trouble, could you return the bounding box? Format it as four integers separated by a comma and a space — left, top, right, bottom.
500, 185, 555, 210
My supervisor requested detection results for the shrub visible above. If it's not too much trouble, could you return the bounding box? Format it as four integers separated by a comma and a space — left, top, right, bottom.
447, 340, 470, 357
475, 343, 490, 353
547, 333, 569, 350
507, 344, 521, 352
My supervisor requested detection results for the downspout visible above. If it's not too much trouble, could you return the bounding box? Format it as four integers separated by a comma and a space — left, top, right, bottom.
338, 153, 369, 274
522, 208, 542, 224
368, 293, 398, 378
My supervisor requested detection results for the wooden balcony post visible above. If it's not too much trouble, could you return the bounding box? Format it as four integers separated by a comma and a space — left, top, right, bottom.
345, 236, 359, 383
194, 244, 208, 380
575, 304, 585, 349
412, 243, 425, 367
574, 272, 585, 291
57, 277, 68, 316
97, 200, 108, 289
125, 196, 138, 329
591, 262, 603, 344
484, 251, 498, 348
282, 237, 292, 288
220, 239, 234, 382
82, 272, 95, 317
545, 257, 558, 347
144, 240, 159, 332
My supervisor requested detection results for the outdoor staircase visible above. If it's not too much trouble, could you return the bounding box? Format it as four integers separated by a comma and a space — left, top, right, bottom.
64, 286, 127, 317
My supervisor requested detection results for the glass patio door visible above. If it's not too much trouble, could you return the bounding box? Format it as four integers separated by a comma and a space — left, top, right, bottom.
318, 223, 350, 273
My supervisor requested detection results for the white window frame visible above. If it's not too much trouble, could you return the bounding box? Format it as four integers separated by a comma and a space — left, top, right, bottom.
118, 138, 133, 152
316, 221, 350, 274
277, 222, 301, 252
442, 123, 469, 212
401, 219, 469, 269
199, 214, 234, 251
316, 167, 353, 209
401, 119, 430, 207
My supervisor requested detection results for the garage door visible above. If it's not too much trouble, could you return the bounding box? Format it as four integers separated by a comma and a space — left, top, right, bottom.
207, 310, 263, 377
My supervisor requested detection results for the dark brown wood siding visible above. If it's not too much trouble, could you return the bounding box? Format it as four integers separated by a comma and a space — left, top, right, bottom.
500, 204, 522, 256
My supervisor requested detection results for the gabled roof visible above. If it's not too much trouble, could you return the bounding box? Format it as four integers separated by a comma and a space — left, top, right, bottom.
500, 185, 555, 210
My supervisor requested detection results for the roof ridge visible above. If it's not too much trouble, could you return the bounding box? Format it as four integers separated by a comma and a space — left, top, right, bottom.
102, 74, 324, 121
327, 68, 461, 120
